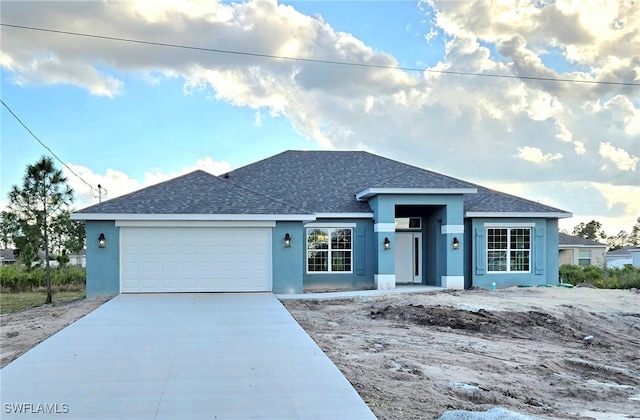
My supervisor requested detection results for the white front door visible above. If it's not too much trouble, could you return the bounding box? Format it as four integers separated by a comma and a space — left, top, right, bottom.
395, 232, 422, 284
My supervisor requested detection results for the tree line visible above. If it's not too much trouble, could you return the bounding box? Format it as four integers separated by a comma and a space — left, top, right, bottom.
567, 218, 640, 250
1, 156, 85, 303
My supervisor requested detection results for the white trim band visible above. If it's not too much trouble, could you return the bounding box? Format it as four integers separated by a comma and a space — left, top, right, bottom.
314, 213, 374, 219
116, 220, 276, 228
374, 274, 396, 290
441, 225, 464, 234
442, 276, 465, 290
466, 212, 572, 219
374, 223, 396, 233
357, 187, 477, 200
72, 213, 316, 222
305, 222, 357, 228
484, 222, 535, 227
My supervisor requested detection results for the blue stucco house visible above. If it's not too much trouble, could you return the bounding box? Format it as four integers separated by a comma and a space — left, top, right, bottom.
72, 151, 572, 298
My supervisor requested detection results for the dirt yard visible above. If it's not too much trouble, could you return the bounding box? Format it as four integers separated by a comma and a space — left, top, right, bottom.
283, 287, 640, 419
0, 297, 108, 368
1, 287, 638, 419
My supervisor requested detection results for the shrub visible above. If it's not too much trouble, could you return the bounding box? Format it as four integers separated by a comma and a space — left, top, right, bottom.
559, 264, 640, 289
0, 265, 85, 292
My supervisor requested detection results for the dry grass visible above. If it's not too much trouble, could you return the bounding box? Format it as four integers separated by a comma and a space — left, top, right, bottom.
0, 287, 85, 314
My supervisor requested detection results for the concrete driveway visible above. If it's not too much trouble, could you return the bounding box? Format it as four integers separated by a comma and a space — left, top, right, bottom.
0, 293, 375, 419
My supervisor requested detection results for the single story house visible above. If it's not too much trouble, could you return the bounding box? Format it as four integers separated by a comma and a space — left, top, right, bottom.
606, 246, 640, 268
0, 248, 17, 265
72, 151, 572, 298
558, 233, 607, 266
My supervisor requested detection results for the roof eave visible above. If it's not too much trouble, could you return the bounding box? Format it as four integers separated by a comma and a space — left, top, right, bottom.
465, 211, 573, 219
356, 187, 478, 201
71, 213, 317, 222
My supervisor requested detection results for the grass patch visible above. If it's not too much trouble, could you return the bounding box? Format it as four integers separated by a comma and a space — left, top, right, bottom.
0, 286, 86, 314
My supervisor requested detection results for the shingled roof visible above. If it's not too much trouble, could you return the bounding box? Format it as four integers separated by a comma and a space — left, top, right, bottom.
559, 233, 607, 247
75, 170, 309, 215
226, 151, 476, 213
74, 150, 570, 217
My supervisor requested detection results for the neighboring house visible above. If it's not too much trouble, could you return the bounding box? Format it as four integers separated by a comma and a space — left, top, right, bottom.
0, 249, 17, 265
606, 246, 640, 268
71, 151, 572, 298
558, 233, 607, 267
69, 250, 87, 268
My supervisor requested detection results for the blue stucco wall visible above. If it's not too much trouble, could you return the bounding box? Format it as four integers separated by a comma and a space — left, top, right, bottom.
301, 219, 376, 292
468, 218, 560, 288
272, 222, 304, 294
86, 221, 120, 298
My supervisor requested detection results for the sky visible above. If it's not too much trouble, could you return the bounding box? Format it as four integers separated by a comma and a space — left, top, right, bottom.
1, 0, 639, 236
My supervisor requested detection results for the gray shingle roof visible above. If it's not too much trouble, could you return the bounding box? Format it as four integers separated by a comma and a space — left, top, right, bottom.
74, 151, 570, 217
76, 170, 309, 215
226, 151, 476, 213
559, 233, 607, 247
463, 185, 568, 214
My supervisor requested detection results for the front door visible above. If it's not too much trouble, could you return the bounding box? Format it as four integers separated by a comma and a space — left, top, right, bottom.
395, 232, 422, 284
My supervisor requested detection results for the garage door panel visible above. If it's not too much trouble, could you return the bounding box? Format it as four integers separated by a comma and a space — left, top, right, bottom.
120, 227, 272, 293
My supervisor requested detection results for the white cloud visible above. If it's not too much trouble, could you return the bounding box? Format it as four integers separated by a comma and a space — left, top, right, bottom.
63, 157, 231, 210
1, 0, 638, 232
516, 146, 563, 164
598, 142, 639, 172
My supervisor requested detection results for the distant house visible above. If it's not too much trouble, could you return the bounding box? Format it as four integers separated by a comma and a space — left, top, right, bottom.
606, 246, 640, 268
558, 233, 606, 266
72, 150, 572, 298
69, 250, 87, 268
0, 249, 17, 265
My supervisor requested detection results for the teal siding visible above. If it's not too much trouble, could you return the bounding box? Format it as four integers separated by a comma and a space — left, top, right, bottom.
86, 221, 120, 298
468, 218, 559, 288
272, 222, 304, 294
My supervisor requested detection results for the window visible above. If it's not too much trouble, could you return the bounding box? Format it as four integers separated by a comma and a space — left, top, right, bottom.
578, 250, 592, 266
307, 228, 352, 273
487, 228, 531, 272
395, 217, 421, 230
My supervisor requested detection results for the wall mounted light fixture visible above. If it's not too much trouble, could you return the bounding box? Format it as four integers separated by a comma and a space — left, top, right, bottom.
98, 233, 106, 248
452, 237, 459, 250
284, 233, 291, 247
384, 237, 391, 250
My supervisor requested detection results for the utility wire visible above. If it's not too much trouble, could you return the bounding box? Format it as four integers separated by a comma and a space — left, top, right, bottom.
1, 99, 95, 192
1, 22, 638, 87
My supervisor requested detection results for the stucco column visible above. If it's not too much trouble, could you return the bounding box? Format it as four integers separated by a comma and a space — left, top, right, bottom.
370, 196, 396, 290
441, 204, 465, 289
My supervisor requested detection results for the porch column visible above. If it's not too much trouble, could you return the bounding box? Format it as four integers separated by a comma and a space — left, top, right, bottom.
374, 222, 395, 289
441, 215, 465, 289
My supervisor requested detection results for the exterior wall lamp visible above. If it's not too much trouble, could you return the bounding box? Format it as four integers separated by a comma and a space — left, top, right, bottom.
284, 233, 291, 248
384, 237, 391, 250
452, 237, 459, 250
98, 233, 106, 248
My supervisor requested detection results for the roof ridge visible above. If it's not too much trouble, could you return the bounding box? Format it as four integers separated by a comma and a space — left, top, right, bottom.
219, 173, 312, 214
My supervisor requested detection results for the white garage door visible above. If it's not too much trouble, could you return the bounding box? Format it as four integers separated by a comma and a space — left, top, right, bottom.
120, 227, 272, 293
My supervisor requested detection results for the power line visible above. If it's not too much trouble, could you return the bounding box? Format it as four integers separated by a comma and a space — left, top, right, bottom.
1, 99, 96, 192
2, 22, 639, 87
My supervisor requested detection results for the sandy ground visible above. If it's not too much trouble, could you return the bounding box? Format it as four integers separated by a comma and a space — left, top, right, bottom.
1, 288, 638, 419
1, 298, 109, 369
283, 287, 640, 420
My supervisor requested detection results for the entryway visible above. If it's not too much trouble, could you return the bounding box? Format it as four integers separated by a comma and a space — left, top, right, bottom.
395, 232, 422, 284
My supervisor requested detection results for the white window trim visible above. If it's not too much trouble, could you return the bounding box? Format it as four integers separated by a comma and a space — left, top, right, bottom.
486, 227, 532, 273
306, 227, 353, 274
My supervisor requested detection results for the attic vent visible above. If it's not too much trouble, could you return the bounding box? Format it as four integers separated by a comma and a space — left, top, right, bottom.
223, 173, 229, 179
